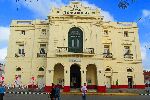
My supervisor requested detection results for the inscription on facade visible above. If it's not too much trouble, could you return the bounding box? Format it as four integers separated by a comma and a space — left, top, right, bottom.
63, 3, 90, 15
69, 58, 81, 62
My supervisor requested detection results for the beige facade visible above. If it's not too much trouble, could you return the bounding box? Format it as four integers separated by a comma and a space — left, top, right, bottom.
5, 1, 145, 92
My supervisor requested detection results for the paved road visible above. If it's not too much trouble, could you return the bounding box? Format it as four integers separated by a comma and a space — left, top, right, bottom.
3, 94, 150, 100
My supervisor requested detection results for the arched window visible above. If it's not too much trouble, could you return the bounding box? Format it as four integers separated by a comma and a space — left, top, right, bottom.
105, 68, 111, 71
68, 27, 83, 53
39, 67, 44, 71
127, 68, 132, 72
16, 67, 21, 71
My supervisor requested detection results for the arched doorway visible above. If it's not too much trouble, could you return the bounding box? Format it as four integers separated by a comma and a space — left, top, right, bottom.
37, 67, 45, 88
86, 64, 97, 89
68, 27, 83, 53
70, 64, 81, 88
53, 63, 64, 87
105, 67, 112, 88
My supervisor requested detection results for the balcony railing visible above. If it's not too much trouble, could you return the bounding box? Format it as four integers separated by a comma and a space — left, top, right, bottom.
15, 53, 25, 57
56, 47, 95, 55
37, 53, 47, 58
84, 48, 94, 54
57, 47, 68, 53
103, 53, 113, 58
124, 54, 133, 59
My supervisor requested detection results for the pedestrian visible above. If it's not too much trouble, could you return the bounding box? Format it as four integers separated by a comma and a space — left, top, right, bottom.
55, 84, 61, 100
50, 83, 56, 100
81, 83, 87, 100
0, 82, 5, 100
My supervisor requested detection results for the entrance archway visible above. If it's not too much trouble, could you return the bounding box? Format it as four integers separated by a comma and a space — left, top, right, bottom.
53, 63, 64, 87
70, 64, 81, 88
86, 64, 97, 89
68, 27, 83, 53
105, 67, 112, 89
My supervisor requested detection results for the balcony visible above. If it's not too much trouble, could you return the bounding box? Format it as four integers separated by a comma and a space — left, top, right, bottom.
84, 48, 94, 54
103, 53, 113, 58
15, 53, 25, 58
124, 54, 133, 59
56, 47, 95, 56
37, 53, 47, 58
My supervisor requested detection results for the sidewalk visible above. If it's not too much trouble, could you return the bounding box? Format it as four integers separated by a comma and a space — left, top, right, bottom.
63, 92, 139, 96
5, 88, 150, 96
5, 91, 148, 96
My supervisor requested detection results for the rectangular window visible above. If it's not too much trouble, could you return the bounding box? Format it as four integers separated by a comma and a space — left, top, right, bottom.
92, 12, 95, 14
21, 30, 25, 35
104, 30, 108, 35
40, 44, 46, 54
18, 44, 24, 54
124, 31, 128, 37
42, 29, 46, 35
104, 45, 110, 53
40, 48, 46, 54
124, 46, 130, 54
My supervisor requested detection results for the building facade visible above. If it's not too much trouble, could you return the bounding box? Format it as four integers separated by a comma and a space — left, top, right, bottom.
5, 1, 145, 92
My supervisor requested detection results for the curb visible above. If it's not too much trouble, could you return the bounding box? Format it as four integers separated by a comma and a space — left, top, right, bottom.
4, 92, 150, 96
5, 92, 50, 95
62, 92, 139, 96
5, 92, 149, 96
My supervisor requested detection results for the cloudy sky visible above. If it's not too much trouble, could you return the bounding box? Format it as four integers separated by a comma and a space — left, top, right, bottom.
0, 0, 150, 69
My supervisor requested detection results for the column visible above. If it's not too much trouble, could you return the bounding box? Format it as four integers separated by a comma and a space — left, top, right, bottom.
45, 69, 54, 92
63, 67, 70, 92
97, 68, 106, 93
81, 67, 87, 86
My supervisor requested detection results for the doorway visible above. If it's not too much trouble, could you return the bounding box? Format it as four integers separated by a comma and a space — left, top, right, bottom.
128, 76, 133, 88
37, 75, 44, 89
106, 76, 111, 88
70, 64, 81, 88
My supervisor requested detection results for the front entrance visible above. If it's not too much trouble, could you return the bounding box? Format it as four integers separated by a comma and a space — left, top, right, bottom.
86, 64, 97, 89
37, 75, 44, 89
53, 63, 64, 88
128, 76, 133, 88
70, 64, 81, 88
106, 76, 111, 88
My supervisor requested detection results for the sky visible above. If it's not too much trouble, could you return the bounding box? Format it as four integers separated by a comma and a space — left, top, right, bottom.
0, 0, 150, 70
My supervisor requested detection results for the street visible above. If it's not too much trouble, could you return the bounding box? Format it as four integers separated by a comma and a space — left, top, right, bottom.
3, 94, 150, 100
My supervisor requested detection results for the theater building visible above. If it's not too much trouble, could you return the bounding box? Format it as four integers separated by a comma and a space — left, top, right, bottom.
5, 1, 145, 92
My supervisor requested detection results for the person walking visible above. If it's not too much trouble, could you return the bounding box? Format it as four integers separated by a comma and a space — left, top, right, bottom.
81, 83, 87, 100
50, 83, 56, 100
55, 84, 61, 100
0, 82, 5, 100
